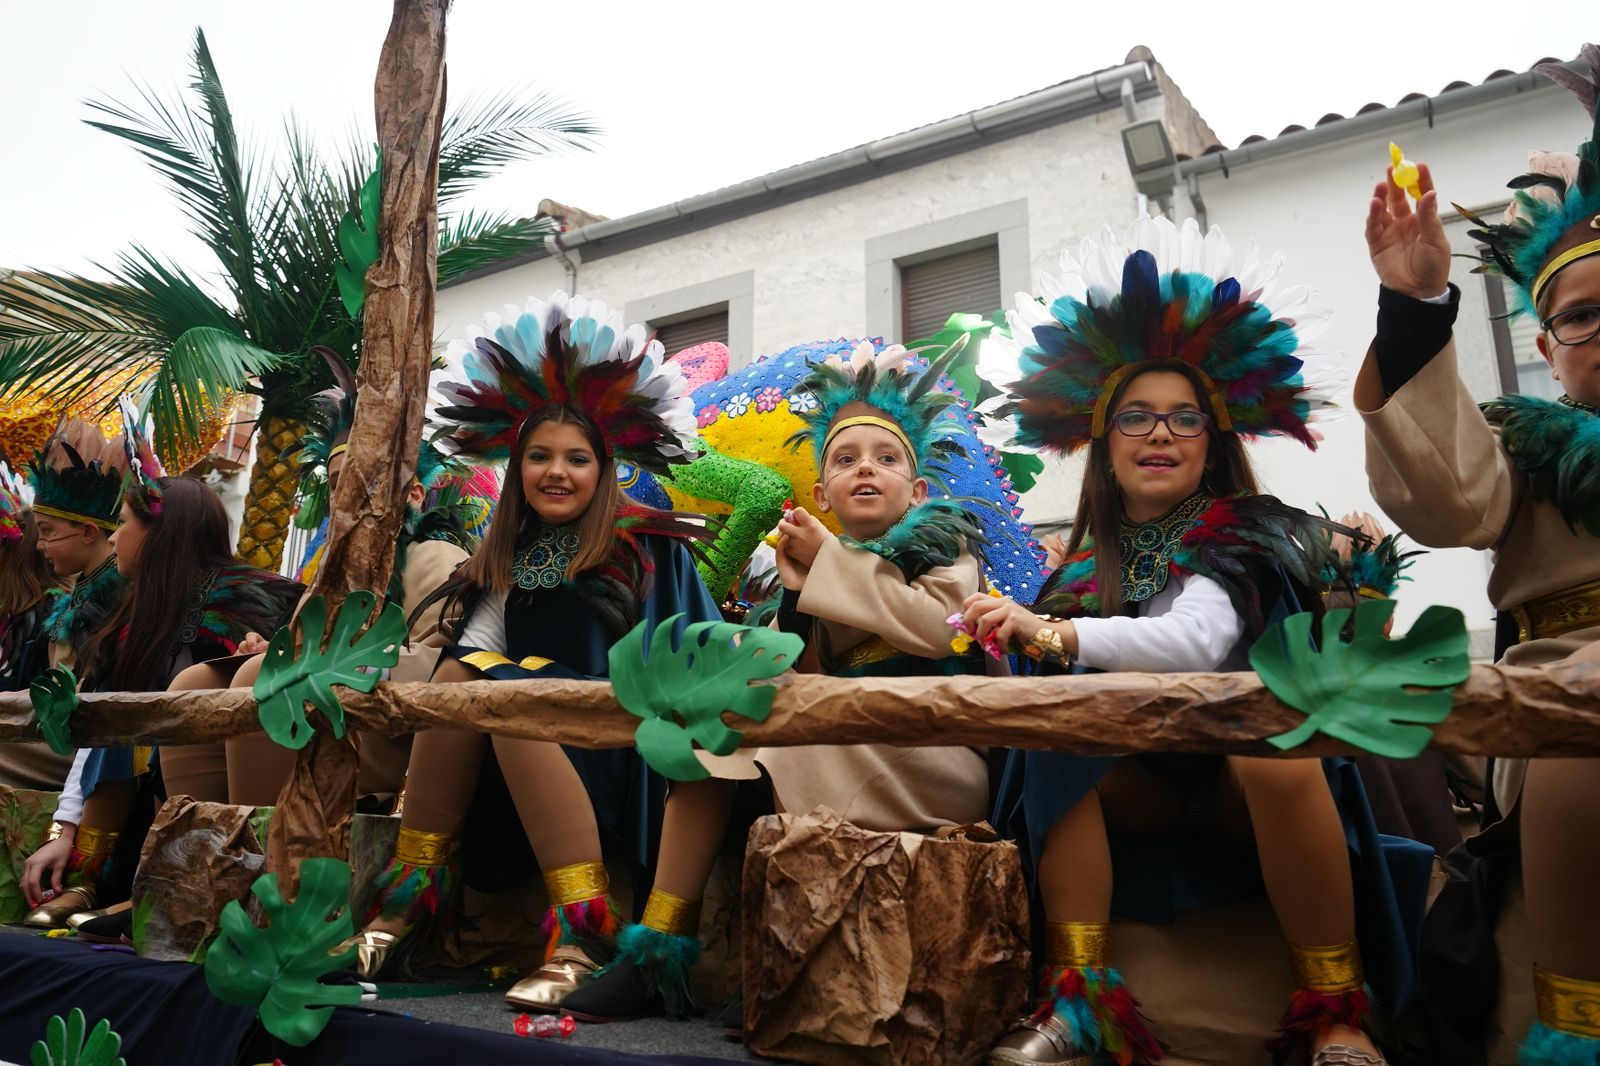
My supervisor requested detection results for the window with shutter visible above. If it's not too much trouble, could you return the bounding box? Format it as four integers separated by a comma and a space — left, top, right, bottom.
652, 308, 730, 357
900, 244, 1001, 342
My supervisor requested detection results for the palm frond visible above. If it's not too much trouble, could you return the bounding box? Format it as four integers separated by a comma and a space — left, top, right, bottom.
142, 325, 282, 461
436, 211, 555, 284
437, 87, 598, 205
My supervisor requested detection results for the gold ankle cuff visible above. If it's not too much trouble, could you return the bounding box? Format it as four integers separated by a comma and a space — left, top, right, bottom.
544, 860, 607, 907
1045, 921, 1109, 968
1291, 941, 1365, 993
1535, 964, 1600, 1039
641, 889, 701, 938
74, 825, 119, 859
394, 826, 455, 867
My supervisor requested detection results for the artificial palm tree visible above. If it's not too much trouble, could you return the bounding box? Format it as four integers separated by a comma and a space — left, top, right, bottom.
0, 27, 596, 568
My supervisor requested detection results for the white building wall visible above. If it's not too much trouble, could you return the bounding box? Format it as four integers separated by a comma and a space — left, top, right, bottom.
1185, 86, 1588, 650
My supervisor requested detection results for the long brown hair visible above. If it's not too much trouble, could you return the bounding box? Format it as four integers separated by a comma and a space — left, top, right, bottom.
0, 512, 63, 617
78, 477, 236, 690
465, 405, 623, 594
1065, 363, 1260, 616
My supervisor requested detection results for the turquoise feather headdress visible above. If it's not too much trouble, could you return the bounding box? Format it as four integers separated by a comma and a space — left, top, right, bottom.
118, 396, 167, 517
1457, 45, 1600, 316
25, 419, 127, 531
783, 339, 970, 481
995, 216, 1345, 455
1321, 532, 1423, 599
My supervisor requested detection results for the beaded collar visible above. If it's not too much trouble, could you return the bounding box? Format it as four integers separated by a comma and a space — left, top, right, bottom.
1117, 492, 1212, 605
1559, 394, 1599, 416
511, 523, 581, 591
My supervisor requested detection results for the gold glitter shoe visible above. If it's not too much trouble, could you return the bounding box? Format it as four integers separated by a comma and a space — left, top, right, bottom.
339, 929, 404, 980
988, 1013, 1095, 1065
504, 944, 599, 1012
22, 885, 98, 929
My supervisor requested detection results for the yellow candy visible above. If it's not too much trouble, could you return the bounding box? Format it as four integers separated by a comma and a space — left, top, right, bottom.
949, 633, 973, 654
1389, 142, 1422, 200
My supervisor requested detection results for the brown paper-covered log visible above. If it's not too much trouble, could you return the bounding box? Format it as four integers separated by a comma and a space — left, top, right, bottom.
3, 662, 1598, 757
263, 0, 450, 886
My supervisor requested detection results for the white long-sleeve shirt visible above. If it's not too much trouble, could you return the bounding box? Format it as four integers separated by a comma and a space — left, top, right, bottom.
51, 748, 90, 826
457, 588, 509, 654
1072, 572, 1247, 674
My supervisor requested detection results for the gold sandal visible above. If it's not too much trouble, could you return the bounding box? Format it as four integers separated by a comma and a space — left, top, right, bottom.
339, 929, 404, 980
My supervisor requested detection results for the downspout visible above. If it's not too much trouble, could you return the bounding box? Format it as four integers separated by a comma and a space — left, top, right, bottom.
544, 232, 579, 293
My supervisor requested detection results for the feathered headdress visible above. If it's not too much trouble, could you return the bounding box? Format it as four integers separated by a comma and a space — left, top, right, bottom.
435, 292, 697, 472
0, 462, 33, 545
998, 216, 1345, 454
25, 419, 128, 531
783, 339, 970, 480
118, 396, 167, 517
1321, 533, 1423, 600
1457, 45, 1600, 316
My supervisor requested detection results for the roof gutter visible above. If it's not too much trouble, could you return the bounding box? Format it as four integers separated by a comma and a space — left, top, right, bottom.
1178, 67, 1560, 181
451, 59, 1154, 279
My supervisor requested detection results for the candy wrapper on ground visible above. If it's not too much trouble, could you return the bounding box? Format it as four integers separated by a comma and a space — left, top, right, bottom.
741, 807, 1030, 1065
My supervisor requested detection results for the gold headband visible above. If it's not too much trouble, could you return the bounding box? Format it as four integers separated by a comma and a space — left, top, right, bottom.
822, 415, 916, 463
1090, 360, 1234, 438
1531, 234, 1600, 310
31, 504, 118, 532
328, 443, 350, 460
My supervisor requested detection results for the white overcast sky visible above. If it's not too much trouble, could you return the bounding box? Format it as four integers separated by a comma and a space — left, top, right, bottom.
2, 0, 1590, 277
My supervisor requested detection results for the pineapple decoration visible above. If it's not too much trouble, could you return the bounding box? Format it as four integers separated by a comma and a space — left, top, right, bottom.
237, 415, 306, 570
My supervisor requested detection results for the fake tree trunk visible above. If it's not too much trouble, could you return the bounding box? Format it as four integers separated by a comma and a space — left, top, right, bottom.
265, 0, 448, 888
236, 415, 305, 571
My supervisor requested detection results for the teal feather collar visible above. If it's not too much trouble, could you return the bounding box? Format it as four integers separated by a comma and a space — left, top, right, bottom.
42, 555, 125, 650
1484, 393, 1600, 535
840, 497, 991, 582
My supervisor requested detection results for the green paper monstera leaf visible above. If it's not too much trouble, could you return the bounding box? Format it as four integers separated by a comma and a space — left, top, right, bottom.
252, 591, 405, 750
203, 856, 361, 1047
334, 148, 382, 319
30, 664, 79, 757
31, 1008, 124, 1066
609, 614, 802, 781
1250, 599, 1470, 758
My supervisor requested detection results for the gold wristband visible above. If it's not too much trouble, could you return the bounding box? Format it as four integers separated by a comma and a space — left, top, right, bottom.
1290, 941, 1365, 993
544, 859, 609, 907
394, 826, 455, 867
1044, 921, 1110, 968
1024, 625, 1068, 665
641, 888, 702, 938
74, 825, 120, 859
1534, 964, 1600, 1039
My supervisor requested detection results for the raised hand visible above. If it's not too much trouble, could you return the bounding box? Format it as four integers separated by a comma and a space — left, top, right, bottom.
1365, 163, 1452, 299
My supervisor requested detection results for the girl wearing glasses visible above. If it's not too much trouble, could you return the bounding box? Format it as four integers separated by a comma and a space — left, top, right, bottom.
962, 217, 1419, 1066
1357, 47, 1600, 1066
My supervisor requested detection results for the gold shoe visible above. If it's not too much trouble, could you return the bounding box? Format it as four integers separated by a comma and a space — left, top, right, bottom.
504, 945, 598, 1012
989, 1013, 1095, 1065
339, 929, 403, 980
22, 885, 98, 929
66, 898, 133, 932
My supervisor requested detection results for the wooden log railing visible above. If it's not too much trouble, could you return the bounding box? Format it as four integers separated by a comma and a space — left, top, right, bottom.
3, 661, 1599, 760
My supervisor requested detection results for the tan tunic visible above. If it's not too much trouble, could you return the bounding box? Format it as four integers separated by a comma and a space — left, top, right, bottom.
1356, 339, 1600, 803
753, 539, 991, 833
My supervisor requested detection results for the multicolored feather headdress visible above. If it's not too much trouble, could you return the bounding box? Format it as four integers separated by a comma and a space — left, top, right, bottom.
1457, 45, 1600, 317
783, 339, 970, 480
435, 292, 698, 472
118, 396, 167, 517
0, 462, 33, 545
998, 216, 1345, 454
25, 419, 128, 531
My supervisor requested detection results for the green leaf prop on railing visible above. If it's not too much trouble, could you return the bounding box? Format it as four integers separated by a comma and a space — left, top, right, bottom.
1250, 599, 1471, 759
609, 614, 802, 781
252, 591, 406, 750
30, 664, 79, 757
30, 1008, 124, 1066
334, 148, 382, 319
203, 857, 361, 1047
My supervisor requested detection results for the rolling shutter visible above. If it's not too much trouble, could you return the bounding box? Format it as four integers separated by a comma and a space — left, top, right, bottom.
901, 245, 1001, 342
